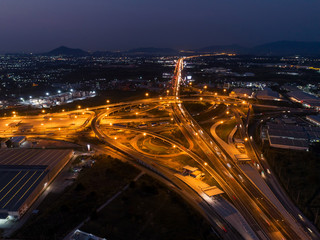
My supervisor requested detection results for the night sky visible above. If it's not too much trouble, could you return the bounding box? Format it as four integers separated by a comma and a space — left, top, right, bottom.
1, 0, 320, 52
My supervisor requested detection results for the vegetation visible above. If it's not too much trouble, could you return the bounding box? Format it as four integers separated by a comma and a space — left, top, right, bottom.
215, 119, 237, 143
81, 174, 218, 240
263, 145, 320, 230
15, 155, 140, 239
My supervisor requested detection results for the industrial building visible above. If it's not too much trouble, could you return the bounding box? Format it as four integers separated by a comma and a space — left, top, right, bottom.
255, 87, 281, 101
0, 149, 73, 220
306, 115, 320, 127
265, 122, 320, 150
287, 89, 320, 111
229, 88, 252, 98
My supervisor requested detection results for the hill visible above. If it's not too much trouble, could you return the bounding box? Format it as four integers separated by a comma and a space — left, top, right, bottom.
45, 46, 88, 56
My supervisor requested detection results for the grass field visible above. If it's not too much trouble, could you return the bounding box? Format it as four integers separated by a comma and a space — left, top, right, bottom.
215, 119, 237, 143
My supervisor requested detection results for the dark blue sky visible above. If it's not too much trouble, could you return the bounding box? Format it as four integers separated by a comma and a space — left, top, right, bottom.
1, 0, 320, 52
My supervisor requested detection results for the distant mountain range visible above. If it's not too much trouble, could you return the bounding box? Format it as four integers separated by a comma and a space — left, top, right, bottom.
42, 41, 320, 57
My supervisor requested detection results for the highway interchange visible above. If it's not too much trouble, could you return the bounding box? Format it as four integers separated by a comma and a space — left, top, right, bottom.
1, 56, 320, 240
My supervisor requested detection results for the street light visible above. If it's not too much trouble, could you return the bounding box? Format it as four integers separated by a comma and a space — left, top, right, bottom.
42, 110, 45, 113
200, 97, 203, 101
78, 105, 81, 109
204, 162, 208, 166
226, 111, 229, 115
106, 100, 110, 103
145, 93, 149, 97
143, 132, 147, 136
220, 121, 224, 124
244, 137, 248, 142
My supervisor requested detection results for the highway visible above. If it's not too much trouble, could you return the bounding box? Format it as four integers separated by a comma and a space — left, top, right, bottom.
91, 109, 245, 239
171, 56, 312, 239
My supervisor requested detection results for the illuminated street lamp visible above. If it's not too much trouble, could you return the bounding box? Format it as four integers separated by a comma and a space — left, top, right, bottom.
199, 97, 203, 101
106, 100, 110, 103
143, 132, 147, 136
109, 123, 113, 126
46, 92, 49, 96
49, 118, 52, 121
78, 105, 81, 109
214, 92, 218, 96
204, 162, 208, 166
145, 93, 149, 97
226, 111, 229, 115
204, 85, 207, 89
159, 97, 163, 100
244, 137, 248, 142
173, 145, 176, 148
166, 90, 170, 94
114, 137, 117, 140
223, 89, 227, 92
12, 111, 16, 115
135, 112, 139, 115
62, 109, 65, 112
220, 121, 224, 124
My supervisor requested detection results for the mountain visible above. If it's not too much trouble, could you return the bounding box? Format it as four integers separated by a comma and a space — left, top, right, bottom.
127, 47, 177, 54
197, 44, 248, 54
45, 46, 88, 56
251, 41, 320, 56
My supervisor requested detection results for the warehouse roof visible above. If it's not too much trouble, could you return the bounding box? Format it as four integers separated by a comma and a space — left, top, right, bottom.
0, 166, 48, 212
269, 137, 309, 149
0, 149, 72, 170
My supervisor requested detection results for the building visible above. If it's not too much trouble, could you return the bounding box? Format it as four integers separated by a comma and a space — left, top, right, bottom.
306, 115, 320, 127
255, 87, 281, 101
234, 154, 251, 163
287, 89, 320, 111
265, 122, 320, 150
202, 186, 224, 198
229, 88, 252, 98
0, 149, 73, 220
70, 229, 106, 240
10, 136, 26, 147
182, 165, 205, 179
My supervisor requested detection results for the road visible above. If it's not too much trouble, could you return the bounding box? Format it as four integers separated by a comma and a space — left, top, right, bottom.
171, 56, 312, 239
